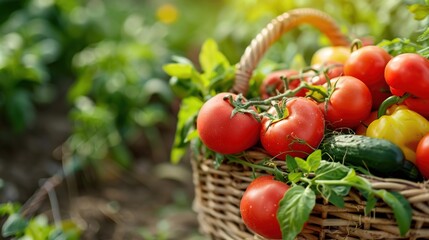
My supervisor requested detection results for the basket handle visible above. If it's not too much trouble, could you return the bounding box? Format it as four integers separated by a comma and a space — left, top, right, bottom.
233, 8, 351, 94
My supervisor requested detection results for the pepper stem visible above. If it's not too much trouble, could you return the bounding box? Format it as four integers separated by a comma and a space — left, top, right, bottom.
377, 93, 410, 118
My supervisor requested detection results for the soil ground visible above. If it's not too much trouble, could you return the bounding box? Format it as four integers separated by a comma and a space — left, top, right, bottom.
0, 83, 206, 240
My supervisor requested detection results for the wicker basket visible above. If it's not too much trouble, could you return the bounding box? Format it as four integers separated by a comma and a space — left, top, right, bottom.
191, 8, 429, 240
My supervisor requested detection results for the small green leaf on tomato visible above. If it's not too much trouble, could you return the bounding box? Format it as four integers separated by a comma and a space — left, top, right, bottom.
277, 185, 315, 240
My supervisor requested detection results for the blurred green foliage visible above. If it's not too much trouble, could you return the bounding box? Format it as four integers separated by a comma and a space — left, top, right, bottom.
0, 0, 425, 186
0, 0, 427, 236
0, 203, 81, 240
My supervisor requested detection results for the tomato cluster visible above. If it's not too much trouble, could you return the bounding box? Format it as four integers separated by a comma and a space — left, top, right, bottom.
196, 44, 429, 238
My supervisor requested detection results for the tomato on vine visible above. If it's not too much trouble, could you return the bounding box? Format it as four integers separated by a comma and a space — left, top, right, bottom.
240, 175, 290, 239
320, 76, 372, 129
197, 92, 261, 154
260, 97, 325, 160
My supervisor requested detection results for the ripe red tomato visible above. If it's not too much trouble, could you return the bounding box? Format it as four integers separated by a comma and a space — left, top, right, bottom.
197, 92, 261, 154
311, 46, 351, 65
354, 111, 377, 136
240, 175, 290, 239
260, 97, 325, 160
416, 133, 429, 179
368, 80, 392, 110
344, 46, 392, 87
385, 53, 429, 99
260, 70, 305, 99
320, 76, 372, 129
404, 97, 429, 119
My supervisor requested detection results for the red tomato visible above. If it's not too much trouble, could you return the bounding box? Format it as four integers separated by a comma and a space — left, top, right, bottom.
260, 97, 325, 159
197, 92, 261, 154
355, 111, 378, 135
404, 97, 429, 119
385, 53, 429, 99
368, 80, 392, 110
311, 46, 351, 65
344, 46, 392, 87
320, 76, 372, 129
260, 70, 305, 99
240, 175, 290, 239
416, 133, 429, 179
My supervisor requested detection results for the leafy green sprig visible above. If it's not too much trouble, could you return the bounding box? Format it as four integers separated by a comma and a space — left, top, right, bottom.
164, 39, 235, 163
379, 1, 429, 58
229, 150, 412, 240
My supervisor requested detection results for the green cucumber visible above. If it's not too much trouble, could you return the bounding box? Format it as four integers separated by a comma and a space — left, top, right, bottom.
389, 160, 424, 182
319, 134, 404, 177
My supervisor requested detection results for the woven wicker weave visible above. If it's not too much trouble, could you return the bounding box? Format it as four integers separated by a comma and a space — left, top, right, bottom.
191, 8, 429, 240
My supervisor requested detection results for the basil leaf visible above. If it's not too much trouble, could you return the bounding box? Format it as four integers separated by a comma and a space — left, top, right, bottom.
214, 152, 225, 169
199, 39, 230, 76
288, 172, 302, 183
278, 185, 316, 240
295, 157, 310, 173
307, 150, 322, 172
315, 184, 351, 208
365, 193, 377, 216
315, 160, 349, 180
374, 190, 412, 236
407, 3, 429, 20
170, 97, 203, 164
327, 190, 345, 208
2, 213, 28, 237
163, 63, 193, 79
286, 155, 298, 172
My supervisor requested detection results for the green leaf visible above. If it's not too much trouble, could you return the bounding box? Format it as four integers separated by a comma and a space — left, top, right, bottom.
326, 191, 345, 208
378, 38, 419, 56
170, 97, 203, 164
374, 190, 412, 236
110, 143, 132, 169
318, 185, 345, 208
365, 193, 377, 216
407, 4, 429, 20
214, 152, 225, 169
199, 39, 229, 75
288, 172, 302, 183
295, 157, 310, 173
0, 203, 21, 216
278, 185, 316, 240
25, 215, 51, 240
171, 55, 194, 65
5, 90, 36, 132
417, 27, 429, 42
341, 170, 373, 199
306, 150, 321, 172
67, 71, 94, 101
315, 160, 350, 181
286, 155, 298, 172
163, 63, 193, 79
2, 213, 28, 237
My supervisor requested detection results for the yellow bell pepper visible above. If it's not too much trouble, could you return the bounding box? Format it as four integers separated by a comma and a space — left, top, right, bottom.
366, 105, 429, 163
